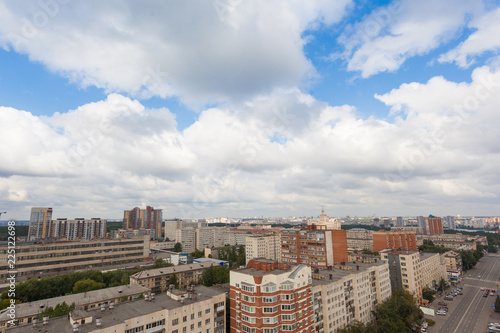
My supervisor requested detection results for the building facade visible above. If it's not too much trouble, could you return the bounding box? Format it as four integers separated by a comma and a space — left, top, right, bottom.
129, 262, 216, 293
372, 231, 417, 252
0, 235, 150, 283
311, 260, 392, 332
28, 207, 53, 240
5, 286, 225, 333
281, 226, 349, 267
230, 259, 314, 333
123, 206, 163, 239
52, 218, 107, 240
423, 216, 443, 235
245, 233, 282, 264
346, 229, 374, 251
381, 250, 447, 301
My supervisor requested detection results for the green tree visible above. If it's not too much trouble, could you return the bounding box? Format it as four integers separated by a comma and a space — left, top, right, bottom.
422, 287, 435, 303
152, 258, 174, 268
191, 250, 204, 259
72, 279, 106, 294
202, 266, 230, 287
437, 278, 447, 292
372, 289, 423, 333
495, 295, 500, 313
169, 273, 179, 288
174, 242, 182, 252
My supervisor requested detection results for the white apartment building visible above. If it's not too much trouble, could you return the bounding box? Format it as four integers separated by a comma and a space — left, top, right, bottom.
245, 233, 282, 264
381, 250, 447, 301
311, 260, 391, 333
5, 286, 225, 333
346, 228, 374, 251
164, 219, 183, 241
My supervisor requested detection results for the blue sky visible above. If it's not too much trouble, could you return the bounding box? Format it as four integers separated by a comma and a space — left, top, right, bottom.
1, 0, 500, 219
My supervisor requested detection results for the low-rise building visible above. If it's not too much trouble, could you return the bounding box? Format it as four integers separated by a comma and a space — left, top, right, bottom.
417, 234, 477, 251
5, 286, 225, 333
0, 285, 150, 332
0, 235, 150, 283
150, 241, 176, 252
129, 262, 216, 293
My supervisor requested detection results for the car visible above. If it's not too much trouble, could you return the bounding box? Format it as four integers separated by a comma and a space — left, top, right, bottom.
438, 302, 448, 306
437, 312, 447, 316
458, 287, 463, 290
458, 292, 463, 295
484, 294, 489, 297
481, 287, 486, 291
478, 275, 481, 278
468, 274, 472, 277
444, 296, 453, 301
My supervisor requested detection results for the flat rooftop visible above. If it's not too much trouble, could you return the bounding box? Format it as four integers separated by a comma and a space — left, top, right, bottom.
312, 261, 387, 286
0, 284, 150, 322
130, 262, 216, 280
5, 286, 225, 333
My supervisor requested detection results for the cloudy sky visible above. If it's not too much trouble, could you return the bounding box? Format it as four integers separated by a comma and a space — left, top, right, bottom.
1, 0, 500, 220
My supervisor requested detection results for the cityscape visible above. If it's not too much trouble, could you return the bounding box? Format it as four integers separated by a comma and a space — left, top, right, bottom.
1, 1, 500, 333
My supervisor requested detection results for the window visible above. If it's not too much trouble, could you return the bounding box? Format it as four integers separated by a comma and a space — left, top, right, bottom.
205, 319, 211, 325
262, 284, 277, 292
263, 306, 278, 313
172, 319, 179, 326
198, 321, 202, 327
263, 316, 278, 324
282, 314, 295, 321
191, 314, 195, 320
242, 295, 255, 302
281, 304, 295, 311
241, 315, 256, 324
205, 308, 210, 314
125, 327, 144, 333
242, 284, 255, 292
241, 304, 256, 313
198, 311, 202, 317
183, 316, 187, 322
282, 324, 297, 331
242, 325, 256, 333
263, 296, 277, 303
264, 328, 279, 333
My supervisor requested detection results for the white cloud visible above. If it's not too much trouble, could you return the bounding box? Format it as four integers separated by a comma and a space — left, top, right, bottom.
0, 0, 351, 108
338, 0, 480, 77
439, 7, 500, 68
2, 67, 500, 218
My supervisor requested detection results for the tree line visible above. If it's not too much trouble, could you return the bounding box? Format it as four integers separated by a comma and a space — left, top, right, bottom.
0, 269, 142, 310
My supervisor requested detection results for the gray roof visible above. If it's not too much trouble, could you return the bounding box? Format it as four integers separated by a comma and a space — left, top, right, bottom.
5, 286, 225, 333
312, 260, 388, 286
130, 262, 216, 280
0, 284, 150, 322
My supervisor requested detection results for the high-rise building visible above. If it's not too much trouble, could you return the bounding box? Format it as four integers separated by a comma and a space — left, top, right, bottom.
230, 259, 314, 333
28, 207, 53, 240
417, 216, 425, 229
123, 206, 163, 239
396, 216, 403, 227
444, 216, 456, 229
281, 225, 348, 267
309, 208, 341, 229
164, 219, 183, 241
245, 233, 281, 263
423, 215, 443, 235
53, 218, 106, 240
372, 231, 417, 252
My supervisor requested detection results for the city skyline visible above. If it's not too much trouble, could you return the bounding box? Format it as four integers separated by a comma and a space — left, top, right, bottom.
1, 1, 500, 219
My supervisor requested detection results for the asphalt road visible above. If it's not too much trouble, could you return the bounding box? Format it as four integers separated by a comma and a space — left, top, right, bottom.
426, 253, 500, 333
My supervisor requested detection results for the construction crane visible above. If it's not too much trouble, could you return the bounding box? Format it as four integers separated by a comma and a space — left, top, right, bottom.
0, 212, 6, 218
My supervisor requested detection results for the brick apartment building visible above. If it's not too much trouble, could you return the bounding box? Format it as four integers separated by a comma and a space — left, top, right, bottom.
281, 225, 348, 267
372, 231, 417, 252
230, 259, 314, 333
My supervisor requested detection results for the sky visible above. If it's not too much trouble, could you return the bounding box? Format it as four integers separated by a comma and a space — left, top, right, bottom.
1, 0, 500, 220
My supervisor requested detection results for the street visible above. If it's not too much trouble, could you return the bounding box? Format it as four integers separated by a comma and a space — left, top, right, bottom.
425, 253, 500, 333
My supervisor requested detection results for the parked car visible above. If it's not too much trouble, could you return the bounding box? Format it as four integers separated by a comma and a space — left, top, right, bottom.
438, 302, 448, 306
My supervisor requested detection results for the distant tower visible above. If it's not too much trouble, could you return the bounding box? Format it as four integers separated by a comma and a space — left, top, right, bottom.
312, 207, 340, 230
396, 216, 403, 227
28, 207, 53, 240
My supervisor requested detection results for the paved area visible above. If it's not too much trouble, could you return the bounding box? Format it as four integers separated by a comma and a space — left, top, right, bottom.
424, 253, 500, 333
